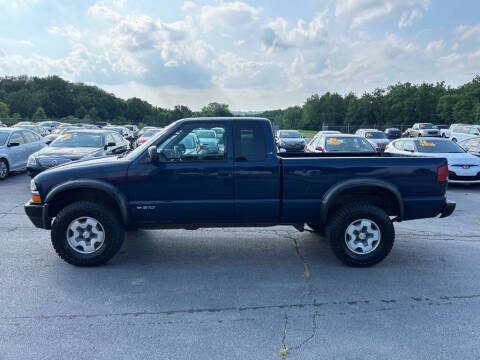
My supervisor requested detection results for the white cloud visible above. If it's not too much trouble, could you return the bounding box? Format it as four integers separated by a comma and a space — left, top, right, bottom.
262, 10, 328, 52
335, 0, 430, 28
19, 40, 33, 46
87, 4, 122, 22
455, 24, 480, 40
426, 40, 444, 54
47, 25, 83, 41
187, 1, 261, 32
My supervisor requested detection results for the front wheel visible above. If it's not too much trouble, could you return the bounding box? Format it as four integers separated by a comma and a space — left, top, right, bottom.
51, 201, 124, 266
326, 203, 394, 267
0, 159, 9, 180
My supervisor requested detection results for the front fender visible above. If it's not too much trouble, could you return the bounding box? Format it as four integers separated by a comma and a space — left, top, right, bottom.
45, 179, 130, 225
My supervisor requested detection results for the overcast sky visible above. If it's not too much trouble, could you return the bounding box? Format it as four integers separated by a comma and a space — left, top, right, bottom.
0, 0, 479, 111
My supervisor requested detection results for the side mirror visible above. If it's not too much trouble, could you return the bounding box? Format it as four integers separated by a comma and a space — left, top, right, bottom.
7, 142, 20, 147
404, 143, 415, 152
148, 145, 158, 163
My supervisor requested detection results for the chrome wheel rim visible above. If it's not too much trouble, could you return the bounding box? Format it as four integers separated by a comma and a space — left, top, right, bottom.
0, 161, 7, 178
66, 217, 105, 254
345, 219, 381, 255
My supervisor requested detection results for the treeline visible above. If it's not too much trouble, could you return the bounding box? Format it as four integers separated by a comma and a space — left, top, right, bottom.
259, 76, 480, 130
1, 75, 479, 130
0, 75, 233, 126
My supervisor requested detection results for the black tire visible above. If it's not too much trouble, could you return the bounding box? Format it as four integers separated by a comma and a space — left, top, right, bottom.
307, 222, 325, 236
417, 133, 422, 137
51, 201, 124, 266
0, 159, 9, 180
326, 203, 394, 267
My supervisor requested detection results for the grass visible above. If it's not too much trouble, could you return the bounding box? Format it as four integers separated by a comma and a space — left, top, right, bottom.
297, 130, 317, 138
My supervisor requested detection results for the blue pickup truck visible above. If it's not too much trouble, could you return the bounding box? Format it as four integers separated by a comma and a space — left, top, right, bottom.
25, 118, 455, 267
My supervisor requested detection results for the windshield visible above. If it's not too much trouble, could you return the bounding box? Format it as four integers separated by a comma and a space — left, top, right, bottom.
414, 139, 465, 153
144, 129, 161, 137
325, 136, 375, 152
419, 123, 436, 129
106, 127, 123, 134
365, 132, 387, 139
196, 130, 216, 139
0, 132, 8, 146
50, 133, 104, 148
278, 130, 302, 138
126, 123, 175, 160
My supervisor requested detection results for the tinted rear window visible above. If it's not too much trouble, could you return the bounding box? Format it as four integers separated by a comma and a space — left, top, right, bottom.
234, 122, 266, 162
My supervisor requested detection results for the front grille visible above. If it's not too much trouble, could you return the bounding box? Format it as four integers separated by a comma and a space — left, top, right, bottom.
448, 171, 480, 181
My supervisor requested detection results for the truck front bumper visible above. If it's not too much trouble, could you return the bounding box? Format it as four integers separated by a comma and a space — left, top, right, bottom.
440, 200, 456, 218
24, 202, 50, 229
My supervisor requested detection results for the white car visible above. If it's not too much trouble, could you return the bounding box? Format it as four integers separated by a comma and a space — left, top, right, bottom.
449, 124, 480, 143
385, 137, 480, 184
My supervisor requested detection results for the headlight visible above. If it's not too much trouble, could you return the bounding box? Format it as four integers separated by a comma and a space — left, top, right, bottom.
27, 154, 37, 167
30, 179, 38, 192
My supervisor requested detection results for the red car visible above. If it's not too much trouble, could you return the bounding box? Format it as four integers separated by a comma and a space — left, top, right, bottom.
135, 128, 162, 148
305, 134, 376, 153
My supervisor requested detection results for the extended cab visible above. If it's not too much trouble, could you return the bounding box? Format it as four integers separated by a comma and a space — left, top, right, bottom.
25, 118, 455, 267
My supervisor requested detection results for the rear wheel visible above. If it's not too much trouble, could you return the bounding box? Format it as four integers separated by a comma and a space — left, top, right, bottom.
0, 159, 8, 180
51, 201, 124, 266
326, 203, 394, 267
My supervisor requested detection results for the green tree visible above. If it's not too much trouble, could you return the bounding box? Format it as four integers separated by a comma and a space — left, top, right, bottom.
200, 102, 233, 117
32, 106, 47, 119
0, 101, 9, 118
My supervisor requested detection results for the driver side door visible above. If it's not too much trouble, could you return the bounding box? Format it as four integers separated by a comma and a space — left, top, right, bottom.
127, 122, 234, 224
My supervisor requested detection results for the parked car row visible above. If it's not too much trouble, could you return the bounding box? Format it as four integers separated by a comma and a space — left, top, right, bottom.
385, 137, 480, 184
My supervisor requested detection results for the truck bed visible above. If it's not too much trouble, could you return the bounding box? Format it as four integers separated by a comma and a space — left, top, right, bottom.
279, 155, 447, 222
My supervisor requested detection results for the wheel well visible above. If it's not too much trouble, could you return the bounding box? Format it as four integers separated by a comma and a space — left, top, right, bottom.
326, 186, 401, 222
48, 188, 123, 224
0, 157, 9, 168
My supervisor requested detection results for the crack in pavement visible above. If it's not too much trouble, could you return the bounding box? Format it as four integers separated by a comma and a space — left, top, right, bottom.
275, 230, 320, 358
0, 293, 479, 323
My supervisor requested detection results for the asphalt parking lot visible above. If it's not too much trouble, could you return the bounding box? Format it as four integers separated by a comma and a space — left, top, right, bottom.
1, 172, 480, 360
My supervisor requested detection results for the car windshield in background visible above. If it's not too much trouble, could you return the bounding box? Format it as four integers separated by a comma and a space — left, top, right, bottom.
365, 132, 387, 139
144, 129, 161, 136
414, 139, 465, 153
325, 137, 375, 152
50, 133, 104, 148
0, 132, 8, 145
279, 131, 302, 138
419, 124, 436, 129
196, 130, 216, 139
107, 128, 123, 134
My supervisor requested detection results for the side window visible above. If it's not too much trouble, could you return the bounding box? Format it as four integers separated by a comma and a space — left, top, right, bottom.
9, 131, 25, 145
113, 133, 123, 143
105, 133, 115, 145
158, 123, 227, 162
469, 127, 480, 135
233, 122, 266, 162
22, 131, 37, 143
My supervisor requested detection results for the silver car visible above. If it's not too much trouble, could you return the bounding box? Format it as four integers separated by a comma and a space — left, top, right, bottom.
0, 128, 46, 179
449, 124, 480, 143
355, 129, 390, 152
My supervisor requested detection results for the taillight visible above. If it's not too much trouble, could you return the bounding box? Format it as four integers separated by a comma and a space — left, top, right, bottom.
385, 144, 389, 150
437, 164, 448, 182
